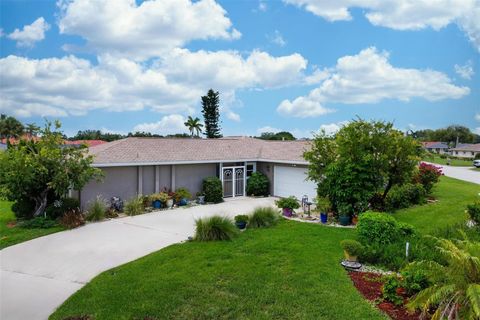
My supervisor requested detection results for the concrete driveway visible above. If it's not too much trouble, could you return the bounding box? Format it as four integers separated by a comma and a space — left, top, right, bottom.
0, 197, 276, 320
425, 162, 480, 185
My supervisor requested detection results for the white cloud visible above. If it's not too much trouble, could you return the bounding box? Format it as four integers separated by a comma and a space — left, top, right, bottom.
0, 49, 307, 118
257, 126, 281, 134
226, 111, 241, 122
284, 0, 480, 52
475, 113, 480, 122
57, 0, 241, 60
268, 30, 286, 47
475, 127, 480, 135
303, 67, 329, 85
455, 60, 474, 80
258, 1, 267, 12
7, 17, 50, 47
133, 114, 187, 134
317, 121, 349, 135
278, 47, 469, 117
0, 28, 4, 37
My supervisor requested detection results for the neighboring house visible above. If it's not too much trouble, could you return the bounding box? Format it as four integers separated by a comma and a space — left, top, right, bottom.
77, 137, 316, 209
421, 141, 449, 154
450, 143, 480, 159
0, 143, 6, 151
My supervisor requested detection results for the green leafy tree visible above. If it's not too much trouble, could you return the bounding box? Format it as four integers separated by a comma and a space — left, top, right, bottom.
0, 120, 103, 218
201, 89, 222, 138
72, 129, 124, 142
413, 125, 479, 144
259, 131, 296, 140
304, 119, 421, 215
407, 235, 480, 319
184, 116, 203, 137
0, 114, 24, 140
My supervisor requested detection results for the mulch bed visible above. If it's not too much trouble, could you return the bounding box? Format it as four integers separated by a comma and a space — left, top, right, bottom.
348, 271, 421, 320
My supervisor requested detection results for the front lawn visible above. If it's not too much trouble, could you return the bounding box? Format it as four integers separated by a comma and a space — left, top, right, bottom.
422, 156, 473, 167
0, 200, 64, 249
51, 221, 386, 320
394, 176, 478, 234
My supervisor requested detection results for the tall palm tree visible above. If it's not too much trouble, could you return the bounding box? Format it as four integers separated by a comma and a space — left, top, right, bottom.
184, 116, 203, 137
25, 123, 40, 137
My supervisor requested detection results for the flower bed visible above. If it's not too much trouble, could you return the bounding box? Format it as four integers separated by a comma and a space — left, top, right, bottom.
348, 271, 420, 320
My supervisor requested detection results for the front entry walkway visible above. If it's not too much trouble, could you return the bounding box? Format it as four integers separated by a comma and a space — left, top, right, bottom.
0, 197, 276, 320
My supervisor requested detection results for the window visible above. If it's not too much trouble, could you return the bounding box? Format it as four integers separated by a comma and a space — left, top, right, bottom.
246, 163, 256, 177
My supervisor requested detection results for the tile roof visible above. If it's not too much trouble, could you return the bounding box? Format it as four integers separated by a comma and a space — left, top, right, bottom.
64, 140, 107, 147
89, 137, 311, 166
421, 141, 449, 149
450, 143, 480, 152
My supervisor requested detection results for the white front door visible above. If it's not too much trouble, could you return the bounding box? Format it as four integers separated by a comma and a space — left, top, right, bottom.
274, 165, 317, 201
222, 166, 245, 197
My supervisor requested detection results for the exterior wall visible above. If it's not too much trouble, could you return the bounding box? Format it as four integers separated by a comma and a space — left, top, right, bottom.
142, 166, 155, 195
80, 166, 137, 209
174, 163, 217, 196
451, 150, 477, 158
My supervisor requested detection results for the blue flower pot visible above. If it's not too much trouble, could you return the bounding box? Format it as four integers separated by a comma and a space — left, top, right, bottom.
235, 221, 247, 229
339, 215, 351, 226
320, 212, 328, 224
152, 200, 162, 209
178, 198, 188, 206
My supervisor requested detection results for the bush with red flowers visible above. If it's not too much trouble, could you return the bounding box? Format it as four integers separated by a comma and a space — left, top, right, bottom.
414, 163, 443, 194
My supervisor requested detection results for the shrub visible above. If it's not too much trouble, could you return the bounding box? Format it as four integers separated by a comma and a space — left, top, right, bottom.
86, 197, 106, 222
124, 197, 144, 216
275, 196, 300, 209
105, 208, 119, 219
248, 207, 278, 228
246, 172, 269, 196
467, 201, 480, 224
234, 214, 249, 223
414, 162, 442, 194
382, 275, 403, 305
384, 183, 426, 212
357, 212, 402, 245
60, 209, 85, 229
150, 192, 170, 203
398, 222, 416, 238
18, 217, 58, 229
340, 239, 364, 256
194, 215, 238, 241
400, 264, 430, 296
175, 187, 191, 202
315, 196, 331, 212
202, 177, 223, 203
45, 197, 81, 220
11, 198, 36, 220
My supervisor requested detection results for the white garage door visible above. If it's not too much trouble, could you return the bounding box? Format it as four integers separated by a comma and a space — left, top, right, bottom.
273, 165, 317, 201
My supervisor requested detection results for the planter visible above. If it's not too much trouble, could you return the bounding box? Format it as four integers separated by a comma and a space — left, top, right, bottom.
344, 251, 358, 262
352, 215, 358, 225
320, 212, 328, 224
235, 221, 247, 230
152, 200, 162, 209
197, 195, 205, 204
282, 208, 293, 217
178, 198, 188, 206
339, 215, 351, 226
166, 199, 174, 208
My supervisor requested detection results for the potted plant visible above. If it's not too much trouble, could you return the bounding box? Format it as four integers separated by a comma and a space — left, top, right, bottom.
338, 204, 352, 226
315, 196, 330, 224
340, 239, 363, 262
155, 192, 170, 208
234, 214, 249, 230
196, 191, 205, 204
149, 193, 164, 209
275, 196, 300, 217
175, 187, 191, 206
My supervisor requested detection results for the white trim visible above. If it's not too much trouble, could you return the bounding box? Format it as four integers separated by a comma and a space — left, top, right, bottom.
93, 158, 309, 168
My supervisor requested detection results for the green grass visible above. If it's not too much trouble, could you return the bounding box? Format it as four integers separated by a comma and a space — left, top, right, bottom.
51, 221, 385, 320
0, 200, 64, 249
394, 176, 479, 234
423, 156, 473, 167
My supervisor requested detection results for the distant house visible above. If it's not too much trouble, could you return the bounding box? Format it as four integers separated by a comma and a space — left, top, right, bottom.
421, 141, 449, 154
450, 143, 480, 159
0, 143, 6, 151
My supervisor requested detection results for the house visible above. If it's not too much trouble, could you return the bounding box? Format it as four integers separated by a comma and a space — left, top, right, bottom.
449, 143, 480, 159
0, 143, 6, 151
421, 141, 449, 154
77, 137, 316, 209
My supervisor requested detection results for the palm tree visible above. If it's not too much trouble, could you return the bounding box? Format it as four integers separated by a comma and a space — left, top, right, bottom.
25, 123, 40, 137
184, 116, 203, 137
0, 114, 24, 140
407, 234, 480, 319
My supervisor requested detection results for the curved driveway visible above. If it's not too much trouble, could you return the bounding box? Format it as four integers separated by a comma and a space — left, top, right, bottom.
0, 197, 276, 320
425, 162, 480, 185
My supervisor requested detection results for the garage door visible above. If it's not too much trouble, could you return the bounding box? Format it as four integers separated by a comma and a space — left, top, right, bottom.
273, 165, 317, 201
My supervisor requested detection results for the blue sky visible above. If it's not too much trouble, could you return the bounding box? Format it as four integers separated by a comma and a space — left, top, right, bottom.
1, 0, 479, 138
